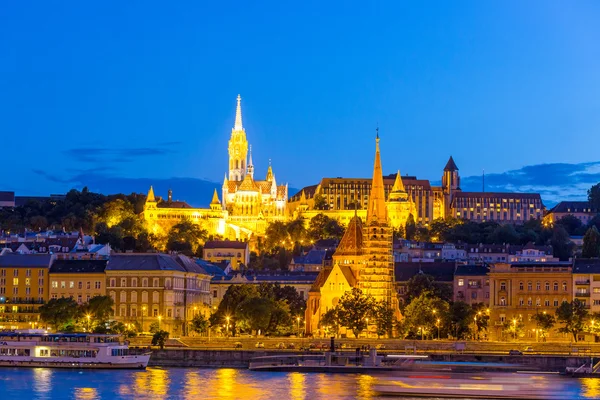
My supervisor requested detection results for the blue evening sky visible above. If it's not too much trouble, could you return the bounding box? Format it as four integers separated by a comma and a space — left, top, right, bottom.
2, 1, 600, 204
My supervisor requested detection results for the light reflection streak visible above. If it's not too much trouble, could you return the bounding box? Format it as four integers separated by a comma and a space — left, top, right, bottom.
581, 378, 600, 399
74, 387, 98, 400
288, 372, 306, 400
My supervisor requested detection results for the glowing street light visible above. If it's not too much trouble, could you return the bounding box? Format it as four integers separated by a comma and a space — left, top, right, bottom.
296, 316, 301, 336
436, 318, 441, 340
86, 314, 91, 332
512, 319, 517, 340
158, 315, 162, 330
226, 316, 230, 335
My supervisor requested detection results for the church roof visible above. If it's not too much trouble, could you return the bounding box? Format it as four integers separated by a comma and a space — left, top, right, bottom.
444, 156, 459, 171
309, 267, 332, 292
238, 174, 259, 191
256, 180, 273, 194
157, 201, 193, 209
338, 264, 357, 287
210, 189, 220, 204
277, 185, 287, 199
146, 186, 156, 202
335, 215, 364, 256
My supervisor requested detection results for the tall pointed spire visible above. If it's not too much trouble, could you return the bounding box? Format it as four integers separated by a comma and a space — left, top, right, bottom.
147, 186, 156, 202
366, 129, 387, 224
211, 188, 220, 204
247, 144, 254, 178
234, 94, 243, 131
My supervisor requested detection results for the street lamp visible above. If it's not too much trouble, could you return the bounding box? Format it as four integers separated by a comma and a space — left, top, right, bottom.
512, 319, 517, 341
226, 316, 230, 336
366, 317, 369, 337
158, 315, 162, 330
142, 306, 147, 332
296, 316, 300, 336
436, 319, 440, 340
86, 314, 91, 332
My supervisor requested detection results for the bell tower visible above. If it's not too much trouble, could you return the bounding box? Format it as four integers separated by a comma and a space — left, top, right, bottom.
228, 94, 249, 181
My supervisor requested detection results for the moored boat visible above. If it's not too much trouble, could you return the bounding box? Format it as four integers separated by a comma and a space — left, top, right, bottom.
0, 331, 150, 369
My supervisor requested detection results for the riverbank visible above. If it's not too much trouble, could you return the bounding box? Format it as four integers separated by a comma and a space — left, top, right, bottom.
147, 348, 593, 371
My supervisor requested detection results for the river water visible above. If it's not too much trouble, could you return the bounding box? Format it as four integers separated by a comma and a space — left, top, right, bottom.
1, 367, 600, 399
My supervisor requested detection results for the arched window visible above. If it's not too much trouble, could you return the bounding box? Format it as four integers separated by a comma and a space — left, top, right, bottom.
545, 282, 550, 291
142, 278, 148, 288
536, 281, 541, 291
562, 282, 567, 291
527, 282, 532, 291
553, 282, 558, 291
519, 282, 524, 291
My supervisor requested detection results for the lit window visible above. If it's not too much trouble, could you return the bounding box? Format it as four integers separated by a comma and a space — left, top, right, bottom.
458, 279, 464, 286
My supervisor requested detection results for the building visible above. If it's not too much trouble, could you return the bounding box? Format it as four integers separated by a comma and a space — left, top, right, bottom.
488, 261, 573, 341
453, 264, 490, 306
572, 258, 600, 313
508, 243, 557, 263
48, 259, 108, 304
464, 243, 556, 264
0, 191, 15, 208
142, 95, 288, 242
544, 201, 597, 226
289, 248, 332, 272
305, 133, 400, 337
0, 253, 54, 330
451, 192, 544, 224
105, 254, 212, 335
394, 262, 456, 303
203, 240, 249, 270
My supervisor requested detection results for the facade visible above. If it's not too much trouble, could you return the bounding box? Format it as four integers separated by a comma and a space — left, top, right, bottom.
289, 249, 330, 272
305, 134, 400, 337
464, 243, 554, 264
544, 201, 597, 226
395, 262, 455, 304
488, 261, 573, 341
142, 95, 288, 242
48, 260, 108, 304
453, 264, 490, 306
0, 253, 54, 330
203, 240, 250, 270
105, 254, 212, 335
451, 193, 544, 224
572, 258, 600, 313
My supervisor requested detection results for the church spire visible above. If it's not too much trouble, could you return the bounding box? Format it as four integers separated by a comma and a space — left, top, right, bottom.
247, 145, 254, 178
234, 94, 243, 131
147, 186, 156, 202
392, 170, 405, 192
366, 129, 387, 224
211, 188, 220, 204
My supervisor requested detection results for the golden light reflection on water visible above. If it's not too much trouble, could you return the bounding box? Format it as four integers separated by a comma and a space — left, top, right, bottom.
580, 378, 600, 398
288, 372, 306, 400
74, 387, 98, 400
132, 367, 170, 398
356, 374, 376, 399
33, 368, 52, 394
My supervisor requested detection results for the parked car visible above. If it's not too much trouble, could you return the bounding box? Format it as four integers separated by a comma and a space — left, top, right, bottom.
255, 342, 265, 349
276, 342, 286, 350
509, 349, 523, 355
234, 342, 243, 349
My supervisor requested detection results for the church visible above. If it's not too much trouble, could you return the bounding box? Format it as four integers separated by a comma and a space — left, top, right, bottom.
142, 95, 288, 242
305, 133, 401, 337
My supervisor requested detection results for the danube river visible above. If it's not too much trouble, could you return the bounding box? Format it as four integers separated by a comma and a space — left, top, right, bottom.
1, 367, 600, 399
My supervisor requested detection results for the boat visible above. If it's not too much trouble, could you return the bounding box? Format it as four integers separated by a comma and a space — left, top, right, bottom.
0, 331, 151, 369
373, 372, 568, 399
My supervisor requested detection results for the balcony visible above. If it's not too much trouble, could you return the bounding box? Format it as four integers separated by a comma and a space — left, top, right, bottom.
575, 293, 590, 298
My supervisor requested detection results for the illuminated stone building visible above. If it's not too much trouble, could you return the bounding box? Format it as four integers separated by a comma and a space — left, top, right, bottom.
49, 259, 107, 304
543, 201, 597, 227
305, 133, 400, 337
0, 253, 54, 330
105, 254, 212, 335
488, 261, 572, 341
142, 95, 288, 241
202, 240, 250, 270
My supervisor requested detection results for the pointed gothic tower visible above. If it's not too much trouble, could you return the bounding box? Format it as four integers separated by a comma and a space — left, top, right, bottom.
144, 186, 157, 211
247, 145, 254, 179
228, 94, 249, 181
361, 131, 398, 311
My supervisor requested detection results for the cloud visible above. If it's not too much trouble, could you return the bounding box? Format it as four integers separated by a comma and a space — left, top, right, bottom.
452, 161, 600, 206
62, 147, 176, 164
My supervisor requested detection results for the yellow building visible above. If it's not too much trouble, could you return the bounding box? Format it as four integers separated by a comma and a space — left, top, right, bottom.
105, 254, 212, 335
142, 95, 288, 241
203, 240, 249, 270
49, 259, 107, 304
0, 253, 54, 330
306, 133, 400, 337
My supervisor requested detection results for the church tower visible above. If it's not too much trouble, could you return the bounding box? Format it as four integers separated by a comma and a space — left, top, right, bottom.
228, 95, 249, 181
387, 170, 416, 230
361, 131, 397, 309
442, 156, 460, 218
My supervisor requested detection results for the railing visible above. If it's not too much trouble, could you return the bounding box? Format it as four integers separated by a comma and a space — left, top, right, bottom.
575, 293, 591, 297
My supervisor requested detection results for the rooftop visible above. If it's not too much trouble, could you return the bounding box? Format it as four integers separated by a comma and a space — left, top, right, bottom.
204, 240, 248, 250
50, 259, 108, 274
0, 253, 54, 268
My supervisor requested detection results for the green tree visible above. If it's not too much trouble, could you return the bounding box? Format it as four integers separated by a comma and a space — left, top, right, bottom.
39, 297, 82, 331
503, 318, 525, 340
372, 301, 395, 338
152, 330, 169, 349
405, 214, 416, 240
166, 219, 208, 255
550, 226, 574, 261
190, 314, 209, 335
532, 312, 556, 341
582, 226, 600, 258
405, 274, 452, 303
555, 215, 584, 236
588, 183, 600, 212
149, 322, 161, 334
320, 308, 340, 337
308, 214, 345, 241
556, 300, 589, 342
82, 295, 114, 326
210, 284, 259, 334
400, 292, 449, 339
236, 297, 283, 334
336, 288, 375, 338
313, 194, 327, 210
449, 301, 475, 340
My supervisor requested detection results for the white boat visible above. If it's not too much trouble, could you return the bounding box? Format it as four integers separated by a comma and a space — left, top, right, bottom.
0, 331, 151, 369
373, 372, 568, 399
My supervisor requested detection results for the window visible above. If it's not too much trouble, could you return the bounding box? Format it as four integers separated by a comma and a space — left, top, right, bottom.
458, 279, 464, 287
109, 279, 116, 288
527, 282, 532, 291
86, 282, 91, 290
132, 278, 138, 288
152, 292, 159, 303
500, 297, 506, 306
167, 309, 172, 318
153, 309, 158, 317
142, 292, 148, 303
554, 282, 559, 291
12, 278, 18, 286
471, 292, 477, 299
527, 298, 532, 306
121, 278, 127, 287
594, 300, 600, 306
95, 281, 101, 289
519, 298, 524, 306
38, 270, 44, 277
77, 295, 82, 303
25, 278, 30, 286
26, 269, 31, 277
120, 292, 126, 303
536, 282, 541, 291
142, 278, 148, 287
78, 282, 83, 289
213, 290, 218, 298
69, 281, 74, 289
153, 278, 159, 288
500, 282, 506, 291
562, 282, 568, 291
165, 278, 172, 289
51, 281, 58, 289
554, 299, 559, 307
594, 288, 600, 294
13, 270, 18, 277
536, 298, 541, 306
545, 282, 550, 291
131, 292, 137, 303
519, 282, 524, 291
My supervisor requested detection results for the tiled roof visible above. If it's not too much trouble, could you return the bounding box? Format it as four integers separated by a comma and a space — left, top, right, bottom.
455, 264, 489, 276
173, 254, 210, 275
574, 259, 600, 274
290, 185, 318, 201
228, 181, 239, 192
50, 260, 108, 274
549, 201, 595, 214
0, 253, 54, 268
334, 215, 363, 256
256, 180, 272, 194
338, 264, 357, 287
106, 254, 185, 272
196, 259, 226, 277
394, 262, 456, 282
238, 174, 259, 191
204, 240, 248, 250
277, 185, 287, 198
310, 267, 332, 292
293, 249, 326, 265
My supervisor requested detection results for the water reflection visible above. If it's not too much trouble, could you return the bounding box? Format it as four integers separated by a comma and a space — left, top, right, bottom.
75, 387, 98, 400
288, 372, 306, 400
32, 368, 52, 398
356, 374, 376, 399
580, 378, 600, 399
133, 367, 170, 398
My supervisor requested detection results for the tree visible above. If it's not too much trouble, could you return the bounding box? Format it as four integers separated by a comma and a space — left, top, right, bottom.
320, 308, 340, 337
532, 312, 556, 341
166, 219, 207, 255
149, 322, 161, 334
589, 183, 600, 212
308, 214, 345, 241
82, 295, 114, 326
503, 318, 525, 340
401, 292, 449, 340
405, 214, 416, 241
449, 301, 475, 340
39, 297, 82, 331
405, 274, 453, 303
190, 314, 209, 335
313, 194, 327, 210
555, 215, 584, 236
550, 226, 574, 261
556, 300, 589, 342
236, 297, 278, 334
372, 301, 395, 338
336, 288, 375, 338
152, 330, 169, 349
490, 224, 520, 245
582, 226, 600, 258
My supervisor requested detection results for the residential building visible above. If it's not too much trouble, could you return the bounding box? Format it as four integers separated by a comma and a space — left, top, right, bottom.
454, 264, 490, 306
572, 259, 600, 313
289, 248, 331, 272
48, 259, 108, 304
508, 243, 557, 263
488, 261, 573, 341
0, 253, 54, 329
451, 192, 544, 224
203, 240, 249, 270
394, 262, 456, 304
105, 254, 212, 335
442, 243, 467, 261
544, 201, 597, 226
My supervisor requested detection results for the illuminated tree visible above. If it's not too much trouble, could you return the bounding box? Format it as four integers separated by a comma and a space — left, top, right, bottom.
336, 288, 376, 338
556, 300, 589, 342
532, 312, 556, 341
372, 301, 395, 338
39, 297, 82, 331
403, 292, 449, 339
166, 219, 207, 255
405, 214, 416, 240
151, 330, 169, 349
320, 308, 340, 337
503, 319, 525, 340
190, 314, 209, 334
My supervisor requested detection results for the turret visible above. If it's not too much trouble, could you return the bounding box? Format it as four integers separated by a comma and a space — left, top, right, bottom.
366, 130, 387, 224
228, 94, 248, 181
442, 156, 460, 194
247, 145, 254, 179
144, 186, 157, 210
210, 189, 222, 211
